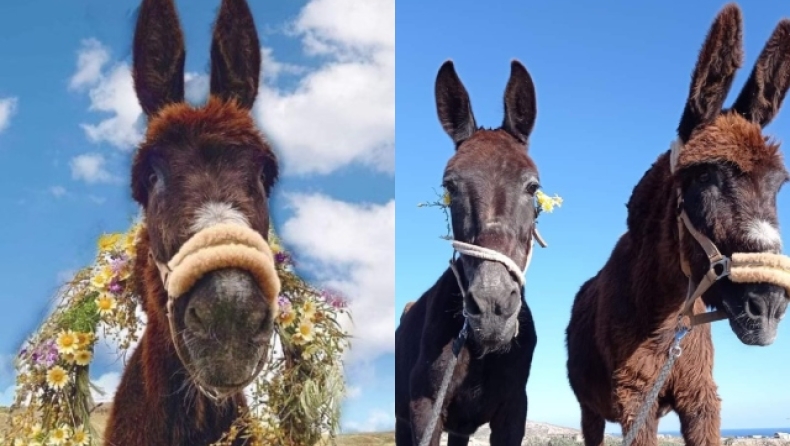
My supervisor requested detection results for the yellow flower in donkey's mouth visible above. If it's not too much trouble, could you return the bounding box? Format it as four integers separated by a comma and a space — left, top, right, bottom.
96, 294, 117, 316
535, 190, 563, 213
46, 366, 69, 391
442, 189, 451, 206
55, 330, 78, 355
98, 233, 121, 252
73, 350, 92, 367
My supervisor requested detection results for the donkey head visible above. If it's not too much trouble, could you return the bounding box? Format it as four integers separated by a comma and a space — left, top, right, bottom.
131, 0, 278, 394
673, 4, 790, 345
436, 60, 539, 353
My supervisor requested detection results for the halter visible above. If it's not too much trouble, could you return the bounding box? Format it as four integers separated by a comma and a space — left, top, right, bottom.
149, 223, 281, 402
448, 226, 548, 327
670, 139, 790, 327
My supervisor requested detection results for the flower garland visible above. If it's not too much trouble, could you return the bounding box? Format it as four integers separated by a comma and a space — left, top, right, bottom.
2, 222, 350, 446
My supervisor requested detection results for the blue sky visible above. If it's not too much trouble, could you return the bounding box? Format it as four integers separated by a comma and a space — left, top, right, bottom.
395, 0, 790, 434
0, 0, 394, 434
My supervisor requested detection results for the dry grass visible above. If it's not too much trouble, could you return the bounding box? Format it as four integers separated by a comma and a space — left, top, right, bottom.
0, 405, 396, 445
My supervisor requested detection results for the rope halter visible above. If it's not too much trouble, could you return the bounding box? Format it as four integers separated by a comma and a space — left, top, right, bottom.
149, 222, 281, 401
448, 226, 547, 329
670, 139, 790, 326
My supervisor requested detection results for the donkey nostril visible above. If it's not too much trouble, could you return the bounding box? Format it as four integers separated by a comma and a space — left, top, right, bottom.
187, 306, 207, 333
747, 299, 763, 318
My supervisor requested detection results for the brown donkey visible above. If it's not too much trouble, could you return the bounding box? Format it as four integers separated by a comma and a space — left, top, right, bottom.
396, 60, 542, 446
566, 4, 790, 446
103, 0, 280, 444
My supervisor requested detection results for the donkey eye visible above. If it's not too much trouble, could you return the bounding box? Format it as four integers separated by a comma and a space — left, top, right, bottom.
147, 172, 158, 188
526, 182, 540, 195
698, 172, 710, 183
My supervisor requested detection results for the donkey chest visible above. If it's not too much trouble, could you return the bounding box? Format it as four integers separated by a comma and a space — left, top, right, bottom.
444, 345, 531, 431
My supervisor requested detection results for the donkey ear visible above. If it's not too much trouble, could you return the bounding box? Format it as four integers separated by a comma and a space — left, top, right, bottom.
677, 3, 743, 142
435, 60, 477, 146
731, 19, 790, 128
132, 0, 186, 117
210, 0, 261, 110
502, 60, 537, 145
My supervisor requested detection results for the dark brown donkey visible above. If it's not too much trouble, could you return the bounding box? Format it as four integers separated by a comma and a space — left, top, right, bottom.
566, 4, 790, 446
103, 0, 279, 444
396, 60, 543, 446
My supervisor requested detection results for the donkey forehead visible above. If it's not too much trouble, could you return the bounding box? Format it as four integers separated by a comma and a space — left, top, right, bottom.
446, 130, 537, 178
678, 113, 784, 174
142, 97, 271, 155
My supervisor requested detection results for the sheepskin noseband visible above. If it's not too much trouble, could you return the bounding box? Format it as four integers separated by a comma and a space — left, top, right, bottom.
670, 139, 790, 326
152, 222, 281, 305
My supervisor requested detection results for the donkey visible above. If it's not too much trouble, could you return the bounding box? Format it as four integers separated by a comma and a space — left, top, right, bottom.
103, 0, 279, 444
566, 4, 790, 446
395, 60, 543, 446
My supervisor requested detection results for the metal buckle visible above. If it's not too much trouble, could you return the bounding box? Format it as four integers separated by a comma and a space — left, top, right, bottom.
710, 257, 731, 280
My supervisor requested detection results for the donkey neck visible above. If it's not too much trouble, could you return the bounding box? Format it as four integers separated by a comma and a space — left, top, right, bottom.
623, 150, 693, 321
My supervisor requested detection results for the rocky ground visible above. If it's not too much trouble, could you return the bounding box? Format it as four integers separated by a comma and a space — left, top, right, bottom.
437, 422, 790, 446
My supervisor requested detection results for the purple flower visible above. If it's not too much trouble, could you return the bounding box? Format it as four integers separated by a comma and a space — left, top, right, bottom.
320, 289, 347, 309
275, 252, 292, 266
110, 257, 127, 273
109, 280, 124, 295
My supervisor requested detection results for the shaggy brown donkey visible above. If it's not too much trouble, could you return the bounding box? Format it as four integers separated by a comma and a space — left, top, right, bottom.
566, 4, 790, 446
103, 0, 279, 445
396, 60, 543, 446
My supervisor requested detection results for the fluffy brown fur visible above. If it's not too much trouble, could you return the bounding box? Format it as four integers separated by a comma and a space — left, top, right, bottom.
566, 4, 790, 446
103, 0, 277, 445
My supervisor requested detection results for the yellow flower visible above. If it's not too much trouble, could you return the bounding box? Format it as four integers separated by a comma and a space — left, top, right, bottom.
46, 366, 69, 391
535, 190, 563, 213
302, 301, 317, 320
56, 330, 78, 355
70, 426, 89, 446
73, 350, 92, 366
61, 352, 75, 364
98, 233, 121, 252
278, 310, 296, 327
30, 423, 42, 437
296, 320, 315, 343
47, 425, 70, 445
442, 189, 451, 206
96, 294, 117, 316
75, 332, 93, 349
89, 266, 113, 290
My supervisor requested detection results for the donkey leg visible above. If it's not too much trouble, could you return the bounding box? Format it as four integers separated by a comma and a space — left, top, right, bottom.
580, 405, 605, 446
489, 392, 527, 446
396, 417, 415, 446
619, 409, 660, 446
410, 397, 444, 446
447, 433, 470, 446
674, 385, 721, 446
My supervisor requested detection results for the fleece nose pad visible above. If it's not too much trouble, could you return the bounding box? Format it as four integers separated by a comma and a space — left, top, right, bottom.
154, 223, 281, 311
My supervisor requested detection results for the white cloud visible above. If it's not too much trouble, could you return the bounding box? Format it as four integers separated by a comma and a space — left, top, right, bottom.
280, 193, 394, 362
69, 38, 111, 91
0, 383, 15, 406
343, 409, 394, 433
91, 371, 121, 403
50, 185, 67, 198
69, 153, 117, 184
0, 97, 18, 134
254, 0, 394, 176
